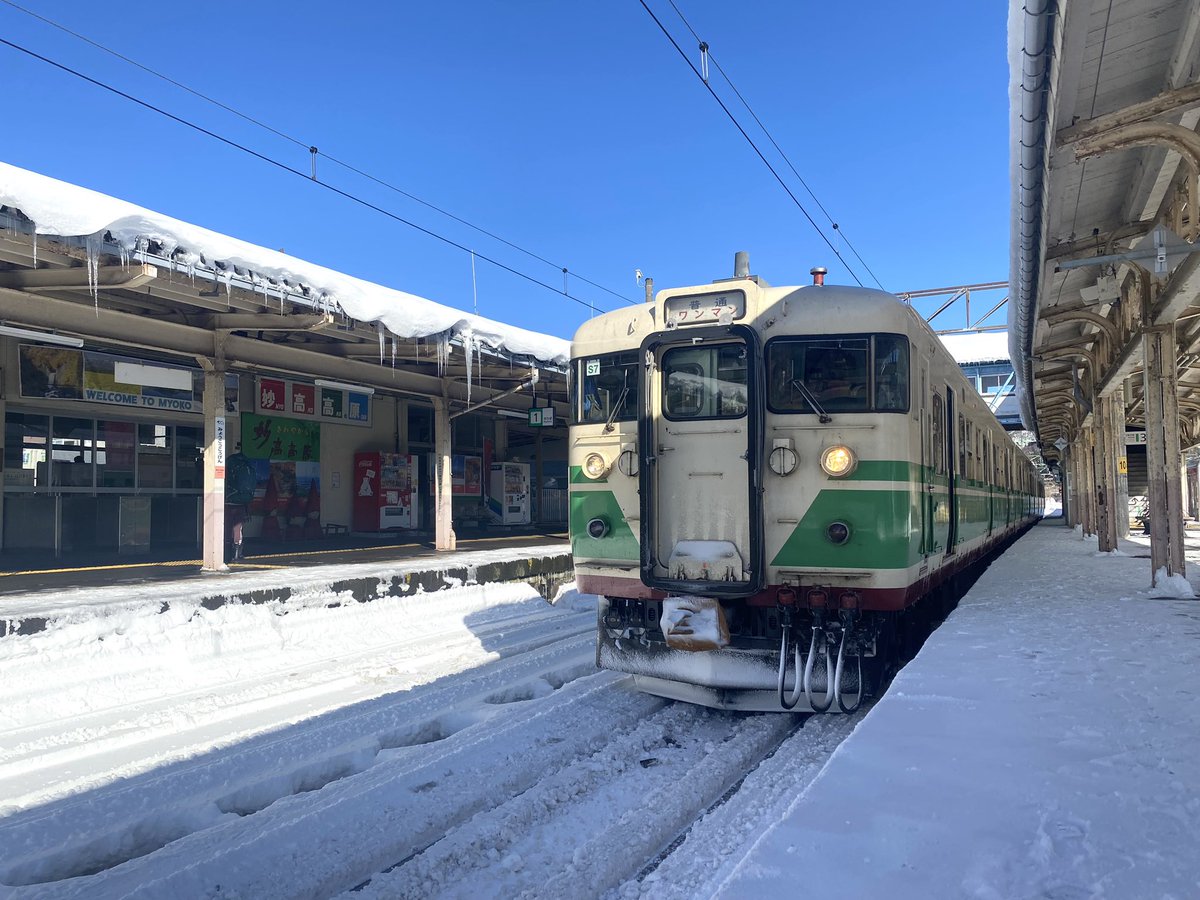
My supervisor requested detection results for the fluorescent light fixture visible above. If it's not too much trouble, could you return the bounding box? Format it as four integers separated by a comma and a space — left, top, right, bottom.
496, 408, 528, 419
0, 325, 84, 347
314, 378, 375, 395
115, 361, 192, 391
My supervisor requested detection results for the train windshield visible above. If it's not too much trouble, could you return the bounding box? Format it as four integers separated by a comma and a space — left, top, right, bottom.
767, 333, 909, 414
576, 351, 639, 425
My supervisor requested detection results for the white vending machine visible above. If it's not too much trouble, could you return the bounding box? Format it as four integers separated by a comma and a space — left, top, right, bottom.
488, 462, 531, 524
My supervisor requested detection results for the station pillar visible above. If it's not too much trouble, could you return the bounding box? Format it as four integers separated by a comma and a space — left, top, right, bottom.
1093, 394, 1120, 552
433, 396, 456, 552
1142, 324, 1186, 584
201, 365, 228, 572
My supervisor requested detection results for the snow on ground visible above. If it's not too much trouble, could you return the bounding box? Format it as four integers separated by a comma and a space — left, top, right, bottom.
3, 524, 1197, 899
716, 521, 1200, 900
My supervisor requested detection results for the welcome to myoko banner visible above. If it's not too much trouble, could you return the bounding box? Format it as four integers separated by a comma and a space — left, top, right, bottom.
18, 345, 200, 412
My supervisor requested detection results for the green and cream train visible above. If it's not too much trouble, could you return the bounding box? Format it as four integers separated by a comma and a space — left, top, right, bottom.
569, 258, 1043, 712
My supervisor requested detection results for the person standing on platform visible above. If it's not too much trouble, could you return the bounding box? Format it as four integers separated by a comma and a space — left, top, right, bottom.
225, 444, 256, 561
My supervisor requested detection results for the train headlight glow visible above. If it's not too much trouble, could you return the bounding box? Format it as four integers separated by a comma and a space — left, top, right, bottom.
583, 452, 610, 479
820, 445, 858, 477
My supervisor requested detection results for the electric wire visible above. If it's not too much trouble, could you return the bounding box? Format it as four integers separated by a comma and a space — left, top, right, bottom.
0, 4, 637, 308
637, 0, 866, 287
664, 0, 886, 291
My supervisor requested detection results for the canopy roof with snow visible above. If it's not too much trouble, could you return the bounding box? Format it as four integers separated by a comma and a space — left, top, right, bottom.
0, 161, 571, 417
937, 330, 1010, 365
0, 162, 568, 367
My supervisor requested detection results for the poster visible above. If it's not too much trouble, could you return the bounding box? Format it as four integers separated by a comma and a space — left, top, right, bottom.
242, 412, 320, 462
428, 454, 482, 496
19, 346, 198, 411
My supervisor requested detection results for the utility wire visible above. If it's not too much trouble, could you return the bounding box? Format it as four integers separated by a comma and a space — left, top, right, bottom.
638, 0, 866, 288
663, 0, 885, 291
0, 36, 616, 314
0, 0, 638, 307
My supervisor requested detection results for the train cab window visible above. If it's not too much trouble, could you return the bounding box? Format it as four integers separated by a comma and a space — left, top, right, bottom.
662, 343, 747, 420
874, 334, 909, 412
767, 334, 908, 414
576, 351, 639, 425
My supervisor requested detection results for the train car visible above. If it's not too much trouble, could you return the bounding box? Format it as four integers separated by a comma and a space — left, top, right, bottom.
569, 256, 1043, 712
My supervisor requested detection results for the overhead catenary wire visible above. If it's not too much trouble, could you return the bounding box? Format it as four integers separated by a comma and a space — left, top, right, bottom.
638, 0, 868, 289
0, 0, 638, 308
663, 0, 886, 291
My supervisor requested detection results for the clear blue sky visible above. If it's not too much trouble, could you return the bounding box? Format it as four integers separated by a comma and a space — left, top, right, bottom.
0, 1, 1011, 341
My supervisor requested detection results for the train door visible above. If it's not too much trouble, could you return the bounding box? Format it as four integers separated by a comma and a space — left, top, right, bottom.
638, 325, 763, 597
920, 363, 934, 556
945, 387, 958, 553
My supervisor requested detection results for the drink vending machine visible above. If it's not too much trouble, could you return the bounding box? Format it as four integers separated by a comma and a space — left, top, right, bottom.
353, 452, 420, 531
487, 462, 530, 525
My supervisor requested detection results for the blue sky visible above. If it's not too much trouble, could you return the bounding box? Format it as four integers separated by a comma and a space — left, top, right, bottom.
0, 1, 1011, 341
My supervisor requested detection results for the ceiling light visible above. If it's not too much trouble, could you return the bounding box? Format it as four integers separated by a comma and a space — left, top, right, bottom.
314, 378, 375, 395
0, 325, 84, 347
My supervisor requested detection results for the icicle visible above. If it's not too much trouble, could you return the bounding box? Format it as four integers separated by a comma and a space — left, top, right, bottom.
465, 332, 474, 405
136, 236, 149, 264
85, 234, 102, 308
391, 337, 397, 368
118, 244, 129, 269
224, 270, 233, 296
378, 323, 385, 364
31, 228, 37, 267
436, 333, 450, 378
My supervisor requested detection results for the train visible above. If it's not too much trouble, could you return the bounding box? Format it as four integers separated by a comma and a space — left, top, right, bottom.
568, 256, 1043, 712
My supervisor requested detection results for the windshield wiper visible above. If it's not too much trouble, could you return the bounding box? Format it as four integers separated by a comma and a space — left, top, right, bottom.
603, 383, 631, 433
791, 379, 832, 423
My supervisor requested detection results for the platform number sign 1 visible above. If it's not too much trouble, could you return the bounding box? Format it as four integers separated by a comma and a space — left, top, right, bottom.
528, 408, 543, 427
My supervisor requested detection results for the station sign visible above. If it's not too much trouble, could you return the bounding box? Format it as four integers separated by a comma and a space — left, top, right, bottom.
528, 407, 556, 427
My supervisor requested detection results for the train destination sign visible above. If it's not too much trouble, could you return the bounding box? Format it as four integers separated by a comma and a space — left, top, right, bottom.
664, 289, 746, 325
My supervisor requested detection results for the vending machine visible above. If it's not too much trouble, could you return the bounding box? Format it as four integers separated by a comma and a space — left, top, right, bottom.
353, 452, 419, 532
488, 461, 531, 525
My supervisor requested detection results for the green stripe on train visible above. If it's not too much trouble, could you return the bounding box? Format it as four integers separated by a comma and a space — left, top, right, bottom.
569, 488, 639, 560
570, 465, 607, 485
770, 488, 923, 569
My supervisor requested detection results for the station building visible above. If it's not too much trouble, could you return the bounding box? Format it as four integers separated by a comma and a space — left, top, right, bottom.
0, 162, 570, 568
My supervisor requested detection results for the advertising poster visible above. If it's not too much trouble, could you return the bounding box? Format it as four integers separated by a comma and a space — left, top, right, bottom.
428, 454, 482, 496
242, 412, 320, 462
19, 346, 198, 411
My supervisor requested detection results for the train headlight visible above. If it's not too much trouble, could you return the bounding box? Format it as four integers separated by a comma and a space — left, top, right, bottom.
583, 452, 610, 479
820, 444, 858, 478
826, 521, 851, 544
586, 517, 610, 539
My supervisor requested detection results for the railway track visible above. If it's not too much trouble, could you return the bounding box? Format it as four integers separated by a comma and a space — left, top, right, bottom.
0, 586, 863, 899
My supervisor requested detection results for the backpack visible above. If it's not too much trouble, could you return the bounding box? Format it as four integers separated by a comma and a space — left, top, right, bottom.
226, 454, 257, 505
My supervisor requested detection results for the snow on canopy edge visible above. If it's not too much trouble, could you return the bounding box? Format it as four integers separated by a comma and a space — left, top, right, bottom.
0, 161, 570, 367
937, 330, 1011, 365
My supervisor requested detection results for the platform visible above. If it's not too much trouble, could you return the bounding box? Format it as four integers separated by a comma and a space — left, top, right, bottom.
716, 518, 1200, 899
0, 536, 572, 639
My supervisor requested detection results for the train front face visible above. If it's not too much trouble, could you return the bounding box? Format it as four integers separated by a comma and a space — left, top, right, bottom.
570, 277, 924, 712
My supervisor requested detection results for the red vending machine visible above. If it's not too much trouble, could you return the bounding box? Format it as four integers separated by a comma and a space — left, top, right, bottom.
353, 452, 419, 532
